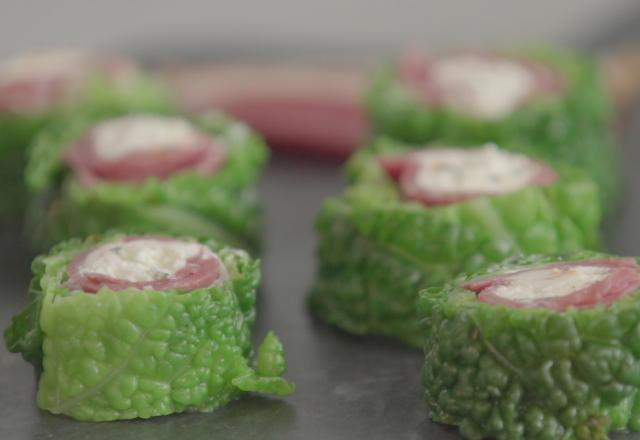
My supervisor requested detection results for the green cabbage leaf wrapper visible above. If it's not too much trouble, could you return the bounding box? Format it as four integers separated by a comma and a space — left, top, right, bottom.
418, 252, 640, 439
0, 72, 172, 219
4, 233, 294, 421
26, 112, 268, 253
365, 48, 620, 210
309, 142, 603, 347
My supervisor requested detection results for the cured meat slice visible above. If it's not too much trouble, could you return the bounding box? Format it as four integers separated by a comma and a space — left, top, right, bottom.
163, 64, 370, 158
399, 51, 563, 119
64, 236, 227, 293
0, 49, 135, 114
464, 257, 640, 310
63, 114, 225, 184
379, 144, 557, 206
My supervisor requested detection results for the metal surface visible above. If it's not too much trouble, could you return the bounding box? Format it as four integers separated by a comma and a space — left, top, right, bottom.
0, 108, 639, 439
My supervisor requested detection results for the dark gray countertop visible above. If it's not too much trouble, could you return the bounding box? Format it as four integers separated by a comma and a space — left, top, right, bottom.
1, 107, 639, 440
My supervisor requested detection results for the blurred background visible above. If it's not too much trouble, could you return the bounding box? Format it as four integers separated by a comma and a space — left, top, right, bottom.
1, 0, 639, 61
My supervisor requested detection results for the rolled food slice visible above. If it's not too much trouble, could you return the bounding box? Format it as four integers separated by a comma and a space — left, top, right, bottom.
310, 139, 602, 347
366, 47, 619, 210
398, 51, 563, 120
419, 253, 640, 439
3, 233, 294, 421
63, 114, 226, 184
0, 49, 171, 219
63, 236, 227, 293
0, 50, 134, 114
27, 111, 267, 252
378, 143, 557, 206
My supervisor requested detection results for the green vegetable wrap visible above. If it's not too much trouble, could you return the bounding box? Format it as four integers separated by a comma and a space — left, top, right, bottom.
418, 252, 640, 439
0, 52, 172, 219
365, 48, 619, 210
4, 233, 294, 421
26, 111, 268, 253
309, 141, 602, 347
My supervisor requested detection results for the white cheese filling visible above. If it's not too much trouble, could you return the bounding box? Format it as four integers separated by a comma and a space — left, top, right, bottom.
92, 114, 203, 162
0, 50, 88, 82
491, 265, 611, 302
431, 54, 536, 119
412, 144, 539, 197
79, 239, 215, 282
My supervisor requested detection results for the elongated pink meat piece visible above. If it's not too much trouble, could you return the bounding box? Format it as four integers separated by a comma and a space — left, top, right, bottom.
64, 236, 227, 293
379, 144, 557, 206
63, 114, 225, 185
161, 64, 370, 159
464, 258, 640, 310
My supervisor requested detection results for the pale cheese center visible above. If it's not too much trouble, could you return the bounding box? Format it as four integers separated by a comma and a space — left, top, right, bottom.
0, 50, 88, 82
413, 144, 538, 197
432, 55, 535, 119
491, 265, 611, 302
92, 114, 202, 162
79, 239, 215, 282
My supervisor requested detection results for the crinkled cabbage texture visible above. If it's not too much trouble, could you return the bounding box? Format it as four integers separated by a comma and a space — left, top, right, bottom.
418, 252, 640, 439
0, 71, 172, 218
4, 233, 294, 421
26, 112, 268, 252
310, 143, 602, 347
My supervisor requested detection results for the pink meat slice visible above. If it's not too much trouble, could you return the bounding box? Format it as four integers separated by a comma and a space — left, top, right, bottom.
64, 236, 225, 293
0, 76, 72, 114
161, 63, 371, 159
398, 50, 564, 108
63, 121, 225, 185
378, 151, 557, 207
464, 258, 640, 311
0, 54, 136, 114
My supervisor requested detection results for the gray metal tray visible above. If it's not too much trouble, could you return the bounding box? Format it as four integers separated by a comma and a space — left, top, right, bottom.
1, 109, 639, 440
